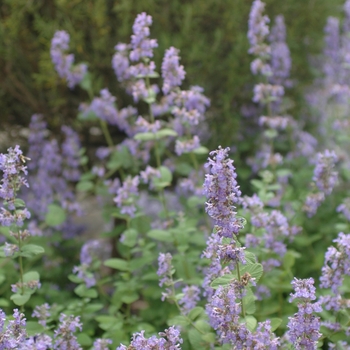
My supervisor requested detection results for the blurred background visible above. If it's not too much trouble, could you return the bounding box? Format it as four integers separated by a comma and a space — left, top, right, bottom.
0, 0, 345, 157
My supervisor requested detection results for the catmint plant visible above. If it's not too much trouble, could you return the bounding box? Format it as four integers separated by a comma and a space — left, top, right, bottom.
0, 146, 43, 307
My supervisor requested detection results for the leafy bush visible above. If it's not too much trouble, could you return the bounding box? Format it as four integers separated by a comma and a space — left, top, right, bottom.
0, 1, 350, 349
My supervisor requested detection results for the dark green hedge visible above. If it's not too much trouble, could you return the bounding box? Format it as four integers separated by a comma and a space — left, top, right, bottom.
0, 0, 345, 148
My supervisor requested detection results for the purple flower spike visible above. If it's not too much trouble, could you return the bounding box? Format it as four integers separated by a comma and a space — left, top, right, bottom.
161, 47, 186, 94
130, 12, 158, 62
287, 278, 322, 349
50, 30, 87, 89
203, 146, 243, 238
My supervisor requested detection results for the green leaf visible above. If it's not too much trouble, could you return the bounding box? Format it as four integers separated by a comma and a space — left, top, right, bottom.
188, 328, 205, 348
0, 274, 6, 285
45, 204, 66, 226
11, 293, 31, 306
245, 315, 257, 332
270, 318, 282, 332
251, 179, 264, 190
264, 129, 278, 139
243, 288, 256, 315
121, 293, 139, 304
211, 274, 235, 289
147, 229, 173, 242
104, 258, 130, 271
283, 251, 295, 269
77, 110, 98, 121
68, 274, 83, 283
77, 333, 93, 346
152, 166, 173, 189
96, 316, 123, 331
188, 306, 205, 321
13, 198, 26, 209
121, 229, 138, 247
244, 251, 257, 264
0, 298, 10, 307
20, 244, 45, 258
79, 71, 92, 91
76, 181, 94, 192
84, 303, 104, 314
194, 319, 211, 333
201, 332, 216, 344
235, 263, 263, 283
26, 321, 44, 336
23, 271, 40, 282
167, 315, 190, 327
74, 284, 98, 298
154, 128, 178, 138
134, 132, 156, 141
192, 146, 209, 155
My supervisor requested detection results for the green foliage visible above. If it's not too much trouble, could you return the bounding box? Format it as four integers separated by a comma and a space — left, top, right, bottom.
0, 0, 344, 151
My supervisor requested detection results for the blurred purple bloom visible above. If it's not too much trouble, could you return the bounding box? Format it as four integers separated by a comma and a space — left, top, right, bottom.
50, 30, 87, 89
179, 285, 201, 314
54, 314, 82, 350
269, 15, 292, 87
116, 326, 183, 350
303, 192, 325, 217
175, 136, 200, 156
93, 338, 113, 350
320, 232, 350, 294
113, 175, 139, 217
248, 0, 270, 57
337, 197, 350, 221
130, 12, 158, 62
313, 150, 338, 195
32, 303, 51, 328
161, 47, 186, 94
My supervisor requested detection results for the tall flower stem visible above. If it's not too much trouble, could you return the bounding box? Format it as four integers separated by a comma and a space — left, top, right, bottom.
235, 261, 246, 318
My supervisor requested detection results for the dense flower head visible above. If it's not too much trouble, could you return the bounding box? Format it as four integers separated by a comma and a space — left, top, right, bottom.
0, 309, 27, 349
80, 239, 112, 266
161, 47, 186, 94
0, 145, 29, 202
337, 197, 350, 221
130, 12, 158, 61
320, 232, 350, 294
82, 89, 132, 133
112, 43, 132, 82
203, 147, 243, 238
268, 15, 292, 87
116, 326, 183, 350
313, 149, 338, 195
253, 83, 284, 104
32, 303, 51, 328
290, 278, 317, 302
61, 126, 81, 182
248, 0, 270, 56
54, 314, 82, 350
0, 146, 30, 227
92, 338, 113, 350
157, 252, 173, 287
303, 192, 325, 218
50, 30, 87, 88
178, 285, 201, 314
113, 175, 140, 217
324, 17, 341, 82
287, 278, 322, 349
175, 136, 201, 156
73, 264, 96, 288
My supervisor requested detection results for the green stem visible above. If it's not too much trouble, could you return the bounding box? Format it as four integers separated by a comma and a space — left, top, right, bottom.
236, 261, 245, 318
99, 119, 114, 148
